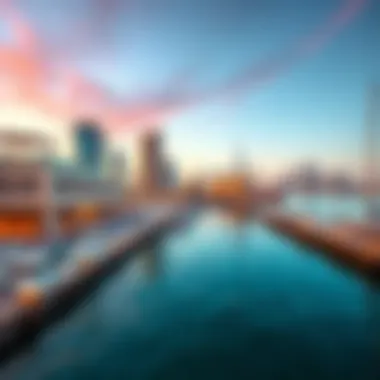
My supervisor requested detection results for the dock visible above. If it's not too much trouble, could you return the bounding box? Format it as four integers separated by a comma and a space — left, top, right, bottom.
265, 212, 380, 282
0, 204, 187, 366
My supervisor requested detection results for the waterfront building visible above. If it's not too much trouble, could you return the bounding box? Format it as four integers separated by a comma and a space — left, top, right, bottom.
0, 130, 124, 243
285, 163, 325, 193
0, 130, 53, 162
204, 173, 255, 207
161, 159, 178, 189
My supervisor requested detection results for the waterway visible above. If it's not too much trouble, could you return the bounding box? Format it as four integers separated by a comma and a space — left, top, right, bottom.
2, 203, 380, 380
284, 194, 368, 223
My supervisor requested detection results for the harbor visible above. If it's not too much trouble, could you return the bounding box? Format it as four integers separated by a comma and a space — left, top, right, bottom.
2, 204, 380, 380
0, 0, 379, 379
265, 211, 380, 283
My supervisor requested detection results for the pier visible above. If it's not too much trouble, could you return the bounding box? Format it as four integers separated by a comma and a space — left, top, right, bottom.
0, 204, 187, 365
265, 212, 380, 282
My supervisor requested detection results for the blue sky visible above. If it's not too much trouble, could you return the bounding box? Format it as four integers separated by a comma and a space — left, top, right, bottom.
167, 0, 379, 180
1, 0, 379, 181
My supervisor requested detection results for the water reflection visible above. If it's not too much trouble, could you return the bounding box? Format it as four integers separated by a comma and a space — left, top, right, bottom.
3, 206, 380, 380
232, 221, 251, 255
218, 210, 255, 254
366, 284, 380, 365
139, 238, 165, 281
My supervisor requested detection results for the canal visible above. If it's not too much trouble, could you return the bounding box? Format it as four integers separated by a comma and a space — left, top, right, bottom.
1, 207, 380, 380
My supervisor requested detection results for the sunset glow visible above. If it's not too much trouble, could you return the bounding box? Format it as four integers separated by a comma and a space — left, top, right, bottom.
0, 0, 370, 135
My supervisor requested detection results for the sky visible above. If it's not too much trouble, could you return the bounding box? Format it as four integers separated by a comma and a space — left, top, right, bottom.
0, 0, 379, 183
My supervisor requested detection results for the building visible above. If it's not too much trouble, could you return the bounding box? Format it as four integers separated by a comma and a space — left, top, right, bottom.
0, 159, 125, 242
286, 163, 324, 193
75, 119, 104, 175
0, 130, 53, 162
326, 172, 357, 194
138, 130, 166, 194
0, 130, 124, 243
107, 150, 127, 184
161, 159, 178, 189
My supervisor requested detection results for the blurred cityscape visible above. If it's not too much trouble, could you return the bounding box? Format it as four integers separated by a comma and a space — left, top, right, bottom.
0, 0, 379, 377
0, 87, 379, 291
0, 77, 378, 322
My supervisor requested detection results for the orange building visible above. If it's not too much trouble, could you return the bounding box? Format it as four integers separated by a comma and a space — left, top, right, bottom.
0, 159, 124, 243
205, 174, 254, 201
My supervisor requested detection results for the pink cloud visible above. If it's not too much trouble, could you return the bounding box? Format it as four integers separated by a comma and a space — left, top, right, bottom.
0, 0, 371, 134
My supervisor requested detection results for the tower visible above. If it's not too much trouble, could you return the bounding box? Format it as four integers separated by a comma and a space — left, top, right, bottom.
75, 119, 104, 175
139, 130, 164, 194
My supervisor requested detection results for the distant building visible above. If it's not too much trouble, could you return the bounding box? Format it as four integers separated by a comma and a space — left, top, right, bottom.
326, 172, 357, 194
167, 160, 178, 188
139, 130, 166, 194
75, 120, 104, 174
287, 163, 324, 193
161, 159, 178, 189
107, 150, 127, 184
205, 173, 253, 201
299, 164, 323, 192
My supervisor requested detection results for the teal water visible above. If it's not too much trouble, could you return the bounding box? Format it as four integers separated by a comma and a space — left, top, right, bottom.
284, 194, 368, 223
2, 209, 380, 380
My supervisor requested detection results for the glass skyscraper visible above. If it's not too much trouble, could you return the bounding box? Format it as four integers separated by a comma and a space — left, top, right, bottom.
75, 120, 104, 175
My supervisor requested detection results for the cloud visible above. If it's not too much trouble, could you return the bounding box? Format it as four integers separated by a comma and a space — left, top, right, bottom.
107, 0, 371, 130
0, 0, 371, 134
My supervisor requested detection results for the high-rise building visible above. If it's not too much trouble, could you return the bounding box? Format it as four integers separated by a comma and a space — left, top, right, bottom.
75, 120, 104, 174
107, 150, 127, 183
162, 159, 178, 189
139, 130, 165, 194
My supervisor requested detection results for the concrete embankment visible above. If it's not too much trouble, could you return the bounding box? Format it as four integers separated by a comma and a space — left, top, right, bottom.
0, 207, 186, 366
265, 213, 380, 282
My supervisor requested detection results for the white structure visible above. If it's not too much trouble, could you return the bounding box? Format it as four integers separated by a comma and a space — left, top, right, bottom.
0, 159, 124, 208
0, 130, 53, 161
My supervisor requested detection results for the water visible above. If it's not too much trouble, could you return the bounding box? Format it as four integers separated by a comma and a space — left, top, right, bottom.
284, 194, 368, 223
2, 208, 380, 380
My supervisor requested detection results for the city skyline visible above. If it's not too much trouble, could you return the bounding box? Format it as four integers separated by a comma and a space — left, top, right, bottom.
0, 0, 379, 182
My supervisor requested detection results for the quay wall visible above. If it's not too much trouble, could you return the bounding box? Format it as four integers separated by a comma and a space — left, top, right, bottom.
266, 213, 380, 282
0, 207, 185, 366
